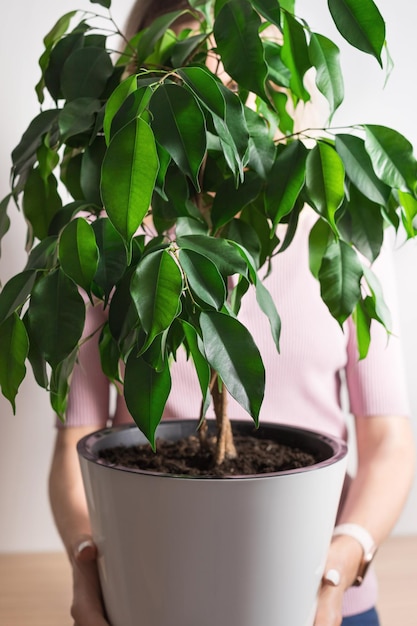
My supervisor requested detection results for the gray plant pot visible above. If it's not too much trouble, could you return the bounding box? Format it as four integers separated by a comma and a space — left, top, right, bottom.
78, 419, 347, 626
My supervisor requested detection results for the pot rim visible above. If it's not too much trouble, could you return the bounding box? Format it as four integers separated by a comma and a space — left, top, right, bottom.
77, 419, 348, 480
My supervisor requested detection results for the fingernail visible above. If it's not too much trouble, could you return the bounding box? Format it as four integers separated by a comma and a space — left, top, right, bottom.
76, 539, 95, 556
323, 568, 341, 587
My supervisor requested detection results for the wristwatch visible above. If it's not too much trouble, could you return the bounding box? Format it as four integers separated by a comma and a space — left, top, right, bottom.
332, 523, 377, 586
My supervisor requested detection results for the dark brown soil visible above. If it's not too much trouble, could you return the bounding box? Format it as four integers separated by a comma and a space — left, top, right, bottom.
98, 434, 317, 477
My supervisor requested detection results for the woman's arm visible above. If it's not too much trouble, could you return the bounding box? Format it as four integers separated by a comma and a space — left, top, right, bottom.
49, 427, 110, 626
315, 414, 416, 626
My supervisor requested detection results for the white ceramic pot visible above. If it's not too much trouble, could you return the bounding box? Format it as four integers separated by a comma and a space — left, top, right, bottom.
78, 420, 347, 626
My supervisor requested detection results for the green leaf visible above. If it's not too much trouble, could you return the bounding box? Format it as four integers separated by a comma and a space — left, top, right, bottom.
364, 125, 417, 193
213, 87, 250, 182
61, 47, 114, 101
281, 12, 311, 101
398, 191, 417, 238
178, 66, 226, 119
50, 348, 78, 419
180, 320, 210, 417
328, 0, 385, 65
0, 270, 37, 325
131, 249, 183, 347
12, 110, 60, 176
90, 0, 111, 8
251, 0, 282, 28
244, 106, 276, 179
27, 269, 85, 367
265, 141, 308, 226
99, 323, 122, 383
0, 194, 11, 257
108, 86, 153, 141
335, 134, 390, 205
92, 218, 128, 303
200, 310, 265, 423
22, 312, 49, 389
362, 264, 392, 330
42, 32, 86, 102
0, 314, 29, 412
179, 249, 226, 310
150, 84, 206, 190
309, 33, 344, 118
343, 185, 384, 262
103, 75, 138, 144
256, 280, 281, 352
136, 10, 189, 65
124, 353, 171, 450
353, 299, 371, 359
305, 142, 345, 232
177, 234, 248, 276
308, 218, 334, 279
318, 240, 363, 324
214, 0, 268, 100
58, 97, 102, 142
59, 219, 99, 294
25, 236, 59, 271
108, 269, 140, 351
211, 171, 262, 232
23, 170, 62, 241
101, 117, 159, 245
80, 136, 107, 206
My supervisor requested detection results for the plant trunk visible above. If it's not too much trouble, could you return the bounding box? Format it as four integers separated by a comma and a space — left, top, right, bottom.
200, 371, 236, 466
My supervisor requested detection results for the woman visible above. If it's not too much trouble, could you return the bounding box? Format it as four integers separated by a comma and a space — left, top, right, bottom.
49, 2, 416, 625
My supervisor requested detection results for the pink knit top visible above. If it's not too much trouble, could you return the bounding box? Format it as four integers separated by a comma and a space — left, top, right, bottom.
62, 209, 410, 617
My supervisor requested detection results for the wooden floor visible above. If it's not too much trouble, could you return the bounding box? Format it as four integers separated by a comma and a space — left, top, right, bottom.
0, 535, 415, 625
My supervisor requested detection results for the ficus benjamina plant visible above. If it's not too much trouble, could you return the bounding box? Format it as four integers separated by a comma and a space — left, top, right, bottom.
0, 0, 416, 464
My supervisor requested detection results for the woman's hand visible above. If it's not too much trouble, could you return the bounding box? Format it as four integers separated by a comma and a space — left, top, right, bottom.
71, 536, 110, 626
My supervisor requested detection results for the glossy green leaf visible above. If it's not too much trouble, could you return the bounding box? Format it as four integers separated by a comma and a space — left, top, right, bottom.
103, 75, 138, 144
318, 240, 363, 324
305, 142, 345, 231
92, 218, 128, 302
0, 314, 29, 412
23, 169, 62, 241
251, 0, 282, 28
308, 218, 334, 279
353, 299, 371, 360
398, 191, 417, 238
12, 110, 60, 176
177, 234, 248, 277
178, 66, 226, 119
101, 117, 159, 244
150, 84, 206, 190
90, 0, 111, 8
0, 194, 11, 256
171, 33, 208, 67
80, 136, 107, 206
43, 32, 85, 102
108, 269, 140, 350
213, 86, 250, 181
108, 86, 153, 141
99, 323, 122, 383
364, 125, 417, 193
265, 141, 308, 226
214, 0, 268, 100
362, 264, 391, 330
281, 12, 311, 101
131, 249, 183, 347
0, 270, 37, 325
244, 106, 276, 179
61, 47, 114, 101
25, 236, 58, 271
256, 280, 281, 352
22, 312, 49, 389
211, 171, 262, 232
59, 219, 99, 293
328, 0, 385, 65
335, 134, 390, 205
50, 348, 78, 419
124, 353, 171, 450
27, 269, 85, 367
343, 185, 384, 262
136, 10, 188, 65
58, 97, 102, 142
179, 249, 226, 310
200, 310, 265, 423
309, 33, 344, 118
180, 320, 210, 416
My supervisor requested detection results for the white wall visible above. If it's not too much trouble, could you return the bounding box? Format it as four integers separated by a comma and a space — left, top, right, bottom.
0, 0, 416, 553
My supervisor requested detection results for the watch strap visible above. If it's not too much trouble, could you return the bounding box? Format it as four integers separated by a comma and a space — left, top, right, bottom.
332, 523, 377, 586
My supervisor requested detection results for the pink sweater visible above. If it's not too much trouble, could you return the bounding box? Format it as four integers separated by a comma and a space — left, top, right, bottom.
63, 209, 410, 616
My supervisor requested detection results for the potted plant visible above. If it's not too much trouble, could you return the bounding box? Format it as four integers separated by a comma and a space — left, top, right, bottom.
0, 0, 415, 624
